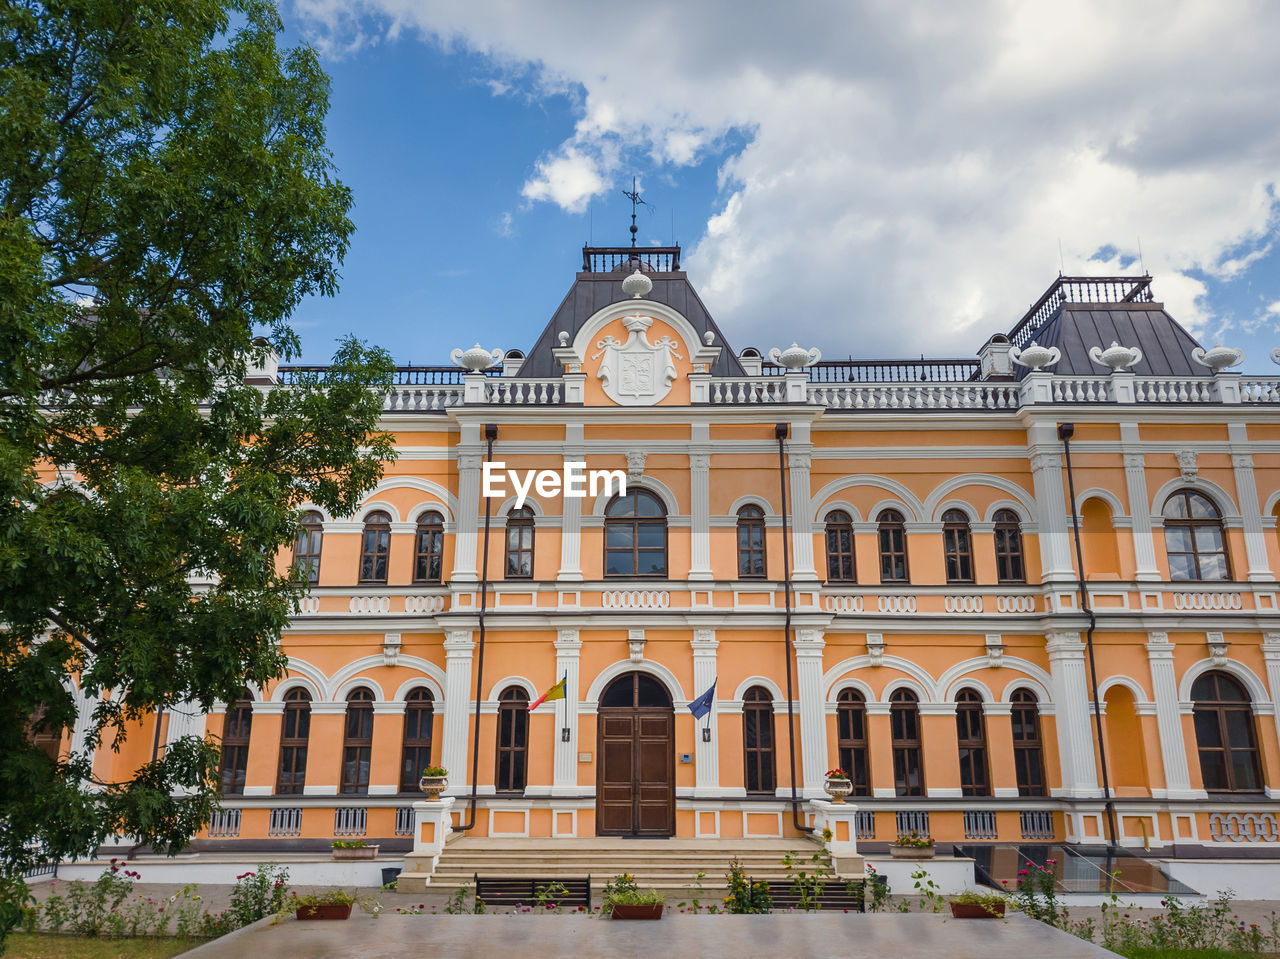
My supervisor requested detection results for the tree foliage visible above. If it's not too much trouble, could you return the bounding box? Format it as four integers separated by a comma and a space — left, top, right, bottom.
0, 0, 396, 926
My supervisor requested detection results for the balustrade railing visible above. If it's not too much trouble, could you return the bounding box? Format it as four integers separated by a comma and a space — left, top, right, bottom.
963, 810, 998, 840
807, 382, 1019, 410
268, 807, 303, 837
395, 807, 416, 837
333, 807, 368, 837
855, 810, 876, 840
208, 808, 241, 838
708, 378, 790, 404
1133, 377, 1216, 403
483, 379, 563, 405
1208, 811, 1278, 842
1020, 810, 1054, 840
896, 810, 930, 838
1241, 378, 1280, 403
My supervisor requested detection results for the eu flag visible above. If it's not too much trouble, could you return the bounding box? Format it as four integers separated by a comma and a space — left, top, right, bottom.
688, 679, 716, 720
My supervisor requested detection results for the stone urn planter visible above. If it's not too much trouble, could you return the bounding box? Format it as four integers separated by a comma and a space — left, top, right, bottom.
890, 845, 936, 860
331, 843, 379, 861
419, 774, 448, 798
950, 901, 1006, 919
296, 903, 352, 920
611, 904, 664, 920
823, 777, 853, 804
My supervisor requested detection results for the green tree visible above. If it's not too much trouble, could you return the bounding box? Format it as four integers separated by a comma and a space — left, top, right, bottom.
0, 0, 395, 947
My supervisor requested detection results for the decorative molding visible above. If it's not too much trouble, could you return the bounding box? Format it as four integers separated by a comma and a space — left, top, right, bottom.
1176, 449, 1199, 481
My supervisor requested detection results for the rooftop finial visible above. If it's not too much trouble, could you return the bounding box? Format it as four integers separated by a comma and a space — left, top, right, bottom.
622, 176, 648, 248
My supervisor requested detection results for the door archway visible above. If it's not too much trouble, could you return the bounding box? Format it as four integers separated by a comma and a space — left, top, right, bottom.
596, 671, 675, 837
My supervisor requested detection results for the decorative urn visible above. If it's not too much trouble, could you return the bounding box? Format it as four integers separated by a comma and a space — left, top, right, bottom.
418, 774, 448, 799
823, 775, 854, 804
768, 343, 822, 369
450, 343, 504, 372
1088, 341, 1143, 372
1009, 340, 1061, 371
1271, 347, 1280, 366
1192, 344, 1244, 372
621, 268, 653, 299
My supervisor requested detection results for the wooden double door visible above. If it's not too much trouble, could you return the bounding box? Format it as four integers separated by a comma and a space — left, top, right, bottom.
596, 672, 675, 837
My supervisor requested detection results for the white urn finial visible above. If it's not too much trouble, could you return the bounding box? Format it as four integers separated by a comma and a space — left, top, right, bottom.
450, 343, 505, 372
1192, 344, 1243, 372
1009, 340, 1061, 371
1088, 341, 1143, 372
768, 343, 822, 369
557, 331, 569, 347
1271, 347, 1280, 366
621, 268, 653, 299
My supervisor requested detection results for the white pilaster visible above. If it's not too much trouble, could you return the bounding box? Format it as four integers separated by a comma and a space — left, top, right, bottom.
1230, 447, 1273, 582
691, 629, 719, 794
1122, 447, 1161, 581
451, 449, 483, 583
552, 629, 582, 794
1045, 630, 1101, 797
1029, 438, 1076, 585
1145, 631, 1196, 798
794, 628, 827, 796
440, 629, 475, 793
69, 681, 98, 761
788, 429, 818, 581
689, 451, 713, 580
1263, 634, 1280, 761
558, 425, 585, 582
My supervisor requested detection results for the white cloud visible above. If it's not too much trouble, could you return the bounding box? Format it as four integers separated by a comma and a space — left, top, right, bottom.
291, 0, 1280, 354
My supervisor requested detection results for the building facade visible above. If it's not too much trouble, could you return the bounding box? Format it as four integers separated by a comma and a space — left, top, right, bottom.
66, 247, 1280, 859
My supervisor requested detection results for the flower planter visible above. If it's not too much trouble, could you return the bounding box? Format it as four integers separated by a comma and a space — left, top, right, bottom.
823, 778, 853, 804
950, 901, 1005, 919
890, 845, 936, 860
331, 844, 379, 861
610, 904, 664, 920
419, 775, 448, 799
296, 903, 353, 920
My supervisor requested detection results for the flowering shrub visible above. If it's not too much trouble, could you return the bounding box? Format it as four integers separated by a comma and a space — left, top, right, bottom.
723, 859, 772, 914
824, 768, 849, 780
228, 863, 290, 928
894, 830, 934, 848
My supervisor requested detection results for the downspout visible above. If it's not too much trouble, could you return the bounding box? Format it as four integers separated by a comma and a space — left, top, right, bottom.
456, 423, 498, 832
1057, 422, 1118, 848
776, 422, 814, 835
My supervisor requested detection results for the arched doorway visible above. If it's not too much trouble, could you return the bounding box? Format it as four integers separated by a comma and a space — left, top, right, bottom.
596, 671, 675, 837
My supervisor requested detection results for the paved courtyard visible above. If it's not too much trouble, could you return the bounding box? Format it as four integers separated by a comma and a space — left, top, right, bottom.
180, 911, 1118, 959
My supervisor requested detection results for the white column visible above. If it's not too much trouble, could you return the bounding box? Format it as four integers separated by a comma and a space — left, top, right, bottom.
558, 426, 585, 582
1262, 634, 1280, 770
451, 450, 483, 583
788, 443, 818, 581
689, 452, 712, 580
440, 629, 475, 793
1122, 451, 1161, 581
552, 629, 582, 795
164, 700, 207, 747
69, 682, 98, 760
1145, 631, 1195, 798
1231, 451, 1274, 582
794, 628, 827, 797
1029, 445, 1076, 585
1045, 630, 1101, 797
690, 629, 719, 794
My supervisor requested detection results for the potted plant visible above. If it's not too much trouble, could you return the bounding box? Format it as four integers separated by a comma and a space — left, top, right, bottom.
949, 889, 1007, 918
890, 830, 935, 859
418, 764, 448, 798
602, 873, 664, 920
292, 889, 359, 920
331, 839, 380, 861
823, 768, 853, 804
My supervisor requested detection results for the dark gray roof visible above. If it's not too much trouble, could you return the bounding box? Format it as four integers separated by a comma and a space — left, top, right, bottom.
518, 266, 747, 378
1013, 302, 1209, 378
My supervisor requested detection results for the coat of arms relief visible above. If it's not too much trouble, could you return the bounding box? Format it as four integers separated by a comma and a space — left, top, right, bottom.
592, 315, 684, 406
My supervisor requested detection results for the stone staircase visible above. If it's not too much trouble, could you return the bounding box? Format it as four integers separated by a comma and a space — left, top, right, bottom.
414, 836, 830, 897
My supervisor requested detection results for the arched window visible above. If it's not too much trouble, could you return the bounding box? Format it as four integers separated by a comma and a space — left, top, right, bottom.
219, 691, 253, 796
400, 688, 435, 792
605, 490, 667, 578
293, 511, 323, 585
340, 687, 375, 794
890, 689, 924, 796
276, 688, 311, 795
1162, 490, 1230, 581
737, 505, 767, 578
942, 509, 974, 584
414, 512, 444, 584
836, 689, 870, 796
1011, 690, 1045, 797
27, 706, 62, 762
955, 689, 989, 797
359, 510, 392, 584
824, 510, 856, 583
1192, 671, 1262, 792
877, 509, 909, 583
993, 510, 1025, 583
506, 507, 535, 579
495, 686, 529, 793
742, 686, 776, 794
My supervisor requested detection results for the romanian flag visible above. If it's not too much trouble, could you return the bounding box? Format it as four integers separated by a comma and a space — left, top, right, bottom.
528, 676, 567, 710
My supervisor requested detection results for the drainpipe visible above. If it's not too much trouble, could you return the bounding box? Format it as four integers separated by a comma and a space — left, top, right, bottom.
1058, 422, 1118, 848
456, 423, 498, 832
777, 422, 814, 835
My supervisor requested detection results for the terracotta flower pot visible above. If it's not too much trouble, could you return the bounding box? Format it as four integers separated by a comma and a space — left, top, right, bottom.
610, 904, 664, 920
419, 775, 448, 798
950, 901, 1005, 919
890, 845, 936, 859
331, 844, 379, 860
296, 903, 353, 920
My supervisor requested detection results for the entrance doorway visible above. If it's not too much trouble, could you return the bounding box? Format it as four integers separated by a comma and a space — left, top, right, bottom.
596, 672, 675, 837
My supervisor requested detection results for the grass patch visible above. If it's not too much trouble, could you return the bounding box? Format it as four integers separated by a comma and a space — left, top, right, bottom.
1118, 950, 1280, 959
4, 933, 196, 959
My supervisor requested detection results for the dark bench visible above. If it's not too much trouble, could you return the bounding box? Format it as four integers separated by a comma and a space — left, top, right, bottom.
473, 874, 592, 910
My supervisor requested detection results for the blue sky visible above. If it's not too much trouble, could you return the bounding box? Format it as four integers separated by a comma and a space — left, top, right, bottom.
278, 2, 1280, 373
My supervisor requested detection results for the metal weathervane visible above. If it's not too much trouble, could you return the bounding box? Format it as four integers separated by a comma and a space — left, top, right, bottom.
622, 176, 651, 248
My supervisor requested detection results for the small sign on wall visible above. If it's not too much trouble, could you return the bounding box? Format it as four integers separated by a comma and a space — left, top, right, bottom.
679, 754, 693, 765
578, 752, 592, 763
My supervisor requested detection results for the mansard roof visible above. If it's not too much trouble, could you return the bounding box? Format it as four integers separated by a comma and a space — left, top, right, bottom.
517, 246, 747, 378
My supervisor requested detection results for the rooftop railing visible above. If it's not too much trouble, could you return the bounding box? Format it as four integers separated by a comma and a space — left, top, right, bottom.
581, 246, 681, 273
1008, 275, 1154, 348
